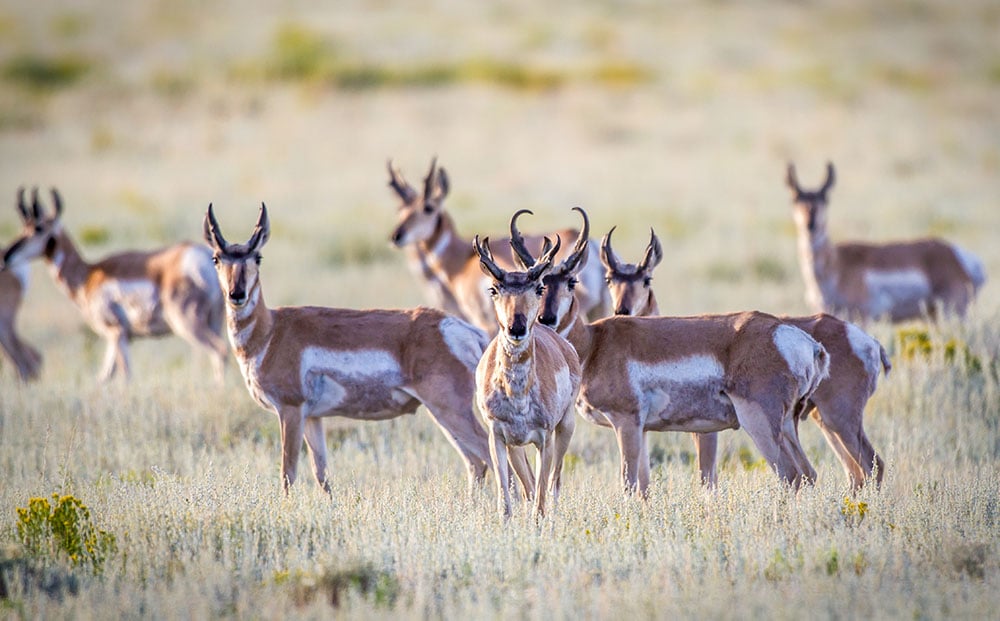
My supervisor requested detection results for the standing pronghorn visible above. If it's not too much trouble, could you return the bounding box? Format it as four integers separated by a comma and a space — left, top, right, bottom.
0, 193, 42, 381
602, 229, 889, 489
787, 162, 985, 322
1, 188, 227, 383
386, 158, 610, 334
204, 203, 498, 493
475, 210, 581, 518
531, 209, 829, 495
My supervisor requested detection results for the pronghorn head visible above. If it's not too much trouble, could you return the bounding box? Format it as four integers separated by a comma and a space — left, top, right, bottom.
600, 226, 662, 316
475, 209, 562, 344
518, 207, 590, 330
387, 157, 450, 247
787, 162, 836, 235
2, 186, 64, 270
204, 203, 270, 309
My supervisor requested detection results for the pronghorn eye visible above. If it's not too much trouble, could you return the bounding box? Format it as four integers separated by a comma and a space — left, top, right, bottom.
535, 285, 544, 297
643, 277, 652, 287
35, 225, 44, 233
211, 255, 220, 265
487, 287, 497, 297
604, 276, 612, 285
423, 203, 434, 214
255, 255, 262, 265
567, 278, 578, 291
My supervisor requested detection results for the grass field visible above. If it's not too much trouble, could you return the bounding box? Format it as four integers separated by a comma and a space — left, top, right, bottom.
1, 1, 998, 618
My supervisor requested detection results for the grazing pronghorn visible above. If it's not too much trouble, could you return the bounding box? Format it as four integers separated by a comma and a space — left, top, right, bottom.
204, 203, 501, 493
475, 210, 581, 518
0, 197, 42, 381
602, 229, 889, 489
787, 162, 986, 322
386, 158, 610, 334
530, 209, 829, 494
1, 188, 226, 383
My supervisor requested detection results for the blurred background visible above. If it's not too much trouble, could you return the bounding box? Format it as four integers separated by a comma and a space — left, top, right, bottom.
0, 0, 997, 350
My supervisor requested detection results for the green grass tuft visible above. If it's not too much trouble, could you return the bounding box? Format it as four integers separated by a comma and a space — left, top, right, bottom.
2, 54, 90, 92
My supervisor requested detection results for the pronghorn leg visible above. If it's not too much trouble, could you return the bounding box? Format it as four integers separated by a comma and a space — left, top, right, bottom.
278, 407, 304, 493
98, 333, 123, 382
782, 412, 816, 484
488, 427, 512, 519
638, 432, 651, 494
533, 434, 554, 518
507, 446, 535, 502
164, 309, 229, 384
302, 417, 331, 493
547, 406, 576, 510
859, 433, 886, 488
692, 432, 719, 487
728, 394, 807, 488
809, 407, 867, 490
417, 387, 491, 489
614, 420, 645, 495
0, 325, 40, 381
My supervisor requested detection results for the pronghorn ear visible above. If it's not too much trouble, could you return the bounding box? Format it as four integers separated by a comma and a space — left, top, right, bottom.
639, 228, 663, 271
436, 167, 450, 199
527, 235, 561, 282
247, 202, 271, 252
387, 159, 418, 203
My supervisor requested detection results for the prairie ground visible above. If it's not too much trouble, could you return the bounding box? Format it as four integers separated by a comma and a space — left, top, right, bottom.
0, 1, 998, 618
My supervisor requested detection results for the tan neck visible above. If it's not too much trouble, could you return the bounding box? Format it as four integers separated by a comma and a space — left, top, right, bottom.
556, 298, 594, 362
45, 231, 92, 302
796, 222, 839, 309
225, 282, 274, 361
419, 213, 476, 284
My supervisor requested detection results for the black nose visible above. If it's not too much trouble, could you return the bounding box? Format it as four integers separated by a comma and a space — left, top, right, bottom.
508, 314, 527, 338
539, 314, 557, 327
229, 288, 247, 304
614, 307, 631, 316
390, 229, 403, 245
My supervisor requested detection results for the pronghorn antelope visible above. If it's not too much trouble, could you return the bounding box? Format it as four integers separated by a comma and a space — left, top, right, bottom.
599, 227, 720, 486
787, 162, 986, 322
1, 188, 227, 383
204, 203, 499, 493
602, 230, 889, 489
386, 158, 610, 334
475, 210, 581, 518
531, 209, 830, 494
0, 202, 42, 381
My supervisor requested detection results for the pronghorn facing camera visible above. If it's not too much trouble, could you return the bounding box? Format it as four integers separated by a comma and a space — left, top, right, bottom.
534, 211, 829, 494
204, 203, 496, 493
602, 230, 889, 489
386, 158, 610, 334
0, 194, 42, 381
787, 162, 986, 322
475, 210, 581, 519
1, 187, 226, 383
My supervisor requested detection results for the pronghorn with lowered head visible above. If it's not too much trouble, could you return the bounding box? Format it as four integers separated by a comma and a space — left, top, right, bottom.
204, 203, 502, 493
1, 187, 227, 383
0, 195, 43, 381
530, 208, 830, 494
475, 209, 581, 518
602, 229, 889, 489
386, 158, 610, 334
787, 162, 986, 322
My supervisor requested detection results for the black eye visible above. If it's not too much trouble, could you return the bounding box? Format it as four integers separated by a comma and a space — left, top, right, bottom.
535, 285, 544, 296
643, 277, 652, 287
487, 287, 497, 297
567, 278, 578, 291
211, 256, 219, 265
604, 277, 612, 285
423, 203, 435, 214
34, 225, 44, 233
255, 255, 262, 265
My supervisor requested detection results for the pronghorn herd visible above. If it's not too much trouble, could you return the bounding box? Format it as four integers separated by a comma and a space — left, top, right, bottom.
0, 158, 987, 519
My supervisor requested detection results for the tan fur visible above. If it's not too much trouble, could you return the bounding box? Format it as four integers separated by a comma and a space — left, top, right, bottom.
387, 159, 609, 334
474, 230, 581, 518
0, 269, 42, 381
2, 188, 226, 382
538, 217, 829, 494
604, 233, 889, 490
205, 204, 493, 494
788, 162, 986, 322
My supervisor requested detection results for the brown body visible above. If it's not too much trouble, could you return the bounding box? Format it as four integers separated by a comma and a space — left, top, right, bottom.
387, 159, 610, 334
205, 204, 493, 493
788, 162, 985, 322
0, 266, 42, 381
1, 188, 226, 382
474, 213, 581, 518
602, 230, 889, 489
536, 213, 830, 494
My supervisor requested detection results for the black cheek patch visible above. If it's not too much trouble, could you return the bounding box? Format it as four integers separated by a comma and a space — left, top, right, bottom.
44, 236, 57, 258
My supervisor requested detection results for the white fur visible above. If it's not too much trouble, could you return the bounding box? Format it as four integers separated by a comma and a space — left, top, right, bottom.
439, 316, 487, 371
627, 355, 725, 420
8, 262, 29, 290
232, 317, 257, 349
845, 322, 880, 379
239, 340, 276, 412
864, 269, 932, 316
428, 227, 452, 259
98, 280, 158, 325
949, 243, 986, 289
773, 324, 828, 393
554, 365, 574, 408
181, 245, 217, 293
298, 347, 403, 416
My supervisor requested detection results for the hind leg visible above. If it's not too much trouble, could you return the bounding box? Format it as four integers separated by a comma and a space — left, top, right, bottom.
414, 382, 491, 489
728, 394, 810, 488
165, 309, 228, 384
547, 406, 576, 509
691, 432, 719, 487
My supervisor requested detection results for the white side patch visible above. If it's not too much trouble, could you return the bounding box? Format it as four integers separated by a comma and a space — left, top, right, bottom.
845, 322, 880, 379
773, 324, 828, 393
627, 355, 725, 420
949, 244, 986, 289
299, 347, 403, 415
101, 280, 159, 324
554, 365, 573, 410
864, 269, 932, 314
439, 316, 488, 371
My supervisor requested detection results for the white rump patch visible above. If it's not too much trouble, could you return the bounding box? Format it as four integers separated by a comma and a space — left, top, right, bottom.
627, 355, 725, 420
864, 269, 932, 315
773, 324, 828, 392
299, 347, 403, 416
99, 280, 159, 324
181, 245, 216, 291
845, 322, 880, 379
948, 244, 986, 289
439, 316, 488, 371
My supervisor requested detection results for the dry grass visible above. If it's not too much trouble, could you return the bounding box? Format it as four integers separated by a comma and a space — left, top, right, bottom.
1, 0, 999, 617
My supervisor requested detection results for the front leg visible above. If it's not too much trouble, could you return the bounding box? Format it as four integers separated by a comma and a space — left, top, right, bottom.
488, 426, 512, 519
547, 407, 576, 510
614, 419, 645, 496
98, 331, 128, 383
507, 446, 535, 502
279, 407, 305, 493
302, 416, 331, 493
691, 432, 719, 487
533, 433, 553, 518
